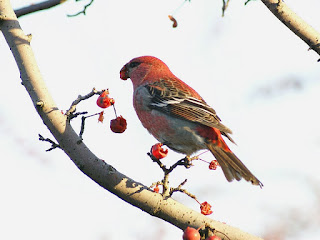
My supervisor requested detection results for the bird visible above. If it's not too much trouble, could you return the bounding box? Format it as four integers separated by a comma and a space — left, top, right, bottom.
120, 56, 262, 187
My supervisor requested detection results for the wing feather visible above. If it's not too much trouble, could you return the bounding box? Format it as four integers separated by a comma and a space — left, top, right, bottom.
145, 78, 233, 136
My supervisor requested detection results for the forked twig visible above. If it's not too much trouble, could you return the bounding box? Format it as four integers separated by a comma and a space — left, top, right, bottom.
67, 0, 94, 17
38, 134, 61, 151
65, 88, 103, 118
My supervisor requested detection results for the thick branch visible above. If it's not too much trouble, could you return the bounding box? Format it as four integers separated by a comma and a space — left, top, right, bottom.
14, 0, 67, 18
261, 0, 320, 57
0, 1, 262, 239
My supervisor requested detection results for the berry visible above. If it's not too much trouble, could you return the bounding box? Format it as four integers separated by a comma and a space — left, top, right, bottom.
200, 201, 213, 215
97, 90, 114, 108
110, 116, 127, 133
182, 227, 200, 240
205, 235, 221, 240
151, 143, 168, 159
168, 15, 178, 28
209, 160, 219, 170
98, 111, 104, 123
153, 185, 160, 193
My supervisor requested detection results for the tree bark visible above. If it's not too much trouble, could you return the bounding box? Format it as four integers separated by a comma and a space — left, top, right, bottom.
14, 0, 67, 18
0, 0, 263, 239
261, 0, 320, 57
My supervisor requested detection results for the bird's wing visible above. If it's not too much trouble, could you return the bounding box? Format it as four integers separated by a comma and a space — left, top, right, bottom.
145, 78, 233, 136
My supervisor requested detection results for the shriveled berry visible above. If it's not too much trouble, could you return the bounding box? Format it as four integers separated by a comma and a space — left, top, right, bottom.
98, 111, 104, 123
200, 201, 213, 215
209, 160, 219, 170
110, 116, 127, 133
168, 15, 178, 28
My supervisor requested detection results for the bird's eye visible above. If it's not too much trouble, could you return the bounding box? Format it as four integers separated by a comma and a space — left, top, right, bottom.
129, 61, 141, 68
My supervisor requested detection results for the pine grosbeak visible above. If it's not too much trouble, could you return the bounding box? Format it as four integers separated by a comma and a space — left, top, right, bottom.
120, 56, 262, 187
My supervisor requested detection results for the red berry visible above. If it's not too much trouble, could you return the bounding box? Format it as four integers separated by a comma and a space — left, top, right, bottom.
154, 185, 160, 193
97, 90, 114, 109
151, 143, 168, 159
182, 227, 200, 240
209, 160, 219, 170
200, 201, 213, 216
110, 116, 127, 133
205, 235, 221, 240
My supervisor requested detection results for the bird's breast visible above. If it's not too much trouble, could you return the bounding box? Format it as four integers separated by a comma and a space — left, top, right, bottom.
133, 87, 207, 155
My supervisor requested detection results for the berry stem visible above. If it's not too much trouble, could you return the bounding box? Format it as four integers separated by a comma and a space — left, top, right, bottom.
112, 104, 118, 118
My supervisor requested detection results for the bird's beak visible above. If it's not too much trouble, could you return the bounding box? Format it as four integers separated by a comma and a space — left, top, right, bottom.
120, 65, 129, 80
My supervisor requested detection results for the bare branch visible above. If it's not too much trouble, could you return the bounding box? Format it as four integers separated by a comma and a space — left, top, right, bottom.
244, 0, 254, 5
68, 111, 88, 121
148, 152, 192, 197
67, 0, 94, 17
261, 0, 320, 58
78, 112, 100, 142
39, 134, 61, 151
65, 88, 103, 117
14, 0, 68, 18
222, 0, 231, 17
169, 179, 193, 198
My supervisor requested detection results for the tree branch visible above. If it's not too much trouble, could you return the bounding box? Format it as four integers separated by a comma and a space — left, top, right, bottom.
261, 0, 320, 58
14, 0, 68, 18
0, 1, 262, 239
222, 0, 231, 17
67, 0, 94, 17
38, 134, 61, 151
65, 87, 102, 117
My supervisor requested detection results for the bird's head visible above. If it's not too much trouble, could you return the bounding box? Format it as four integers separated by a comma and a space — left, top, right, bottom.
120, 56, 171, 87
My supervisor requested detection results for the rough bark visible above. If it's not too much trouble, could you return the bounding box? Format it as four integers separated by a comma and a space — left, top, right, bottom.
261, 0, 320, 57
14, 0, 67, 18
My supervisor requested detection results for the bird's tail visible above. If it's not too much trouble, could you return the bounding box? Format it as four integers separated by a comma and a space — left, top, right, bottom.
206, 140, 263, 188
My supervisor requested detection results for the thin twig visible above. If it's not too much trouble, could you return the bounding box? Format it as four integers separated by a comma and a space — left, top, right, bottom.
148, 153, 192, 174
170, 185, 198, 201
38, 134, 61, 151
149, 181, 163, 189
68, 111, 88, 121
147, 152, 192, 197
112, 104, 117, 118
77, 112, 100, 143
78, 116, 86, 143
67, 0, 94, 17
215, 230, 232, 240
167, 157, 192, 173
169, 179, 188, 197
222, 0, 230, 17
244, 0, 254, 5
65, 88, 103, 118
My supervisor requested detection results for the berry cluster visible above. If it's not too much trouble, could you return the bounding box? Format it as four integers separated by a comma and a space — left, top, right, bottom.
183, 227, 221, 240
96, 89, 127, 133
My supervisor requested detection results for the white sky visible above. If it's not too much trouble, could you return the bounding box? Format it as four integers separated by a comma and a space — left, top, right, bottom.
1, 0, 320, 239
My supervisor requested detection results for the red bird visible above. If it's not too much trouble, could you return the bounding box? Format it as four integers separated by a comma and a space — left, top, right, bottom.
120, 56, 262, 187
